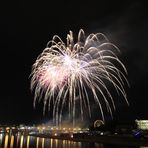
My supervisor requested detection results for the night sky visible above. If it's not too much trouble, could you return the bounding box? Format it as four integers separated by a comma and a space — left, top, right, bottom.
1, 1, 148, 125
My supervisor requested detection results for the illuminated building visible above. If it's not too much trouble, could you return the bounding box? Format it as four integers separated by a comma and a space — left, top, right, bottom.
135, 120, 148, 130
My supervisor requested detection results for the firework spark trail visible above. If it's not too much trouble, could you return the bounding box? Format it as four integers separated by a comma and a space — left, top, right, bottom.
30, 29, 129, 126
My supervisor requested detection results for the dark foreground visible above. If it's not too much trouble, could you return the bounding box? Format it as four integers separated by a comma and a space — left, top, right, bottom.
29, 132, 148, 146
1, 132, 148, 148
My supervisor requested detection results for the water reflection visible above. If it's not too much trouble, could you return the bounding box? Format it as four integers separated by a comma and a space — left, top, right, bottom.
4, 134, 9, 148
10, 135, 14, 148
0, 133, 3, 146
0, 133, 144, 148
42, 138, 45, 148
20, 135, 24, 148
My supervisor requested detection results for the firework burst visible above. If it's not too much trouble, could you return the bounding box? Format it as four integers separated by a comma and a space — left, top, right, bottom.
30, 29, 129, 126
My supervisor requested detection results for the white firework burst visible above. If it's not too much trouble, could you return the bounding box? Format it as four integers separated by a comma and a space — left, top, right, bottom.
30, 29, 129, 126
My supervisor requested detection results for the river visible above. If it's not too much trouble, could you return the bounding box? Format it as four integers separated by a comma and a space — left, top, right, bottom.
0, 133, 145, 148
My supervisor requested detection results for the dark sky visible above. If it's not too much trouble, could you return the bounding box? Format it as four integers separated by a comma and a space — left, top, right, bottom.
1, 1, 148, 125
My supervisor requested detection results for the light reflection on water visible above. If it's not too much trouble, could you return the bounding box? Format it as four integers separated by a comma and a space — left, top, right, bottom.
10, 135, 14, 148
0, 133, 144, 148
0, 133, 103, 148
4, 134, 9, 148
26, 136, 30, 148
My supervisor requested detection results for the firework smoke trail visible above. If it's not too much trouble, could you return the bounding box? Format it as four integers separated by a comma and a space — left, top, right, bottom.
30, 29, 129, 126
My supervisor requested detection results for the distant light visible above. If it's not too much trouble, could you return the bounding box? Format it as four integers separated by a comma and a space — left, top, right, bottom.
71, 134, 73, 138
136, 120, 148, 130
54, 133, 57, 136
6, 127, 10, 130
20, 127, 25, 130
